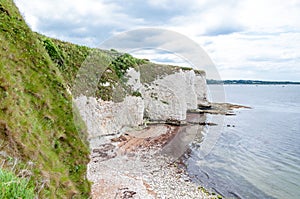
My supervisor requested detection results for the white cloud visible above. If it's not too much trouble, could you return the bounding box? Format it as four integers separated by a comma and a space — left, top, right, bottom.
14, 0, 144, 45
146, 0, 196, 10
16, 0, 123, 25
14, 0, 300, 81
236, 0, 300, 32
197, 32, 300, 80
132, 49, 192, 67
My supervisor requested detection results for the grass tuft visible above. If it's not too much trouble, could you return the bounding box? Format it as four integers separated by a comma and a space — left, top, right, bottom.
0, 168, 35, 199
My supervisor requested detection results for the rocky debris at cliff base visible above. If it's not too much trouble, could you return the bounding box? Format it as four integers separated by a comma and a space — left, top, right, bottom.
89, 150, 216, 199
143, 103, 250, 127
146, 120, 188, 126
198, 122, 218, 126
115, 125, 179, 154
88, 121, 221, 199
188, 102, 251, 115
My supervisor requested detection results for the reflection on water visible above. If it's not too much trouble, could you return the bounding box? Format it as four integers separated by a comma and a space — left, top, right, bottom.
186, 85, 300, 199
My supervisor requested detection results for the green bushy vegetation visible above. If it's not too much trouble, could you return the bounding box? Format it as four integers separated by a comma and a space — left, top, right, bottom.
42, 38, 65, 70
42, 39, 147, 101
111, 53, 146, 78
38, 35, 92, 87
102, 53, 146, 101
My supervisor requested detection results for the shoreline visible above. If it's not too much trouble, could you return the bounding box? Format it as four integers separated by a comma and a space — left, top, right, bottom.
87, 103, 247, 198
88, 122, 214, 198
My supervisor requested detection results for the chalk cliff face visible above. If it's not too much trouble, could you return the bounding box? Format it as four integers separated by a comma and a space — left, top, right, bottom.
75, 95, 144, 139
74, 67, 207, 141
140, 69, 207, 121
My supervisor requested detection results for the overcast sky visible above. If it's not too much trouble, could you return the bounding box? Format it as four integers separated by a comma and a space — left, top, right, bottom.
14, 0, 300, 81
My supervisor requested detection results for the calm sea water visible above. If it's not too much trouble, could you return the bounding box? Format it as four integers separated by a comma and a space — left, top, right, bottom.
186, 85, 300, 199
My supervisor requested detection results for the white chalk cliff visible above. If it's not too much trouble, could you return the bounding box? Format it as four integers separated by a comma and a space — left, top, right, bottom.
75, 67, 208, 141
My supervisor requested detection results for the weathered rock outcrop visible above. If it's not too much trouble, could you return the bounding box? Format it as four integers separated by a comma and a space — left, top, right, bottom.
74, 66, 208, 140
75, 95, 144, 139
140, 69, 207, 121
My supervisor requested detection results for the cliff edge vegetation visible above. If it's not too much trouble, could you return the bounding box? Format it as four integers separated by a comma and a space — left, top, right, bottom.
0, 0, 90, 198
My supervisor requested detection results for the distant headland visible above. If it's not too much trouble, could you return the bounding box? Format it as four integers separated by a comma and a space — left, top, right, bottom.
207, 79, 300, 85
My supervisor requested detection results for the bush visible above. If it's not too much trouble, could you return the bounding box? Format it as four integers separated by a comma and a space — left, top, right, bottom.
0, 169, 35, 199
43, 38, 65, 70
132, 90, 142, 97
110, 53, 145, 78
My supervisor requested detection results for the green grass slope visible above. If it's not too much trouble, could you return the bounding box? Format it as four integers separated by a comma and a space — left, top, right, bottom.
0, 0, 90, 198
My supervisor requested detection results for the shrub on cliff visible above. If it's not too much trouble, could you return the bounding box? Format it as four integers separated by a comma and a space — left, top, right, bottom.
111, 53, 146, 78
42, 38, 65, 70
